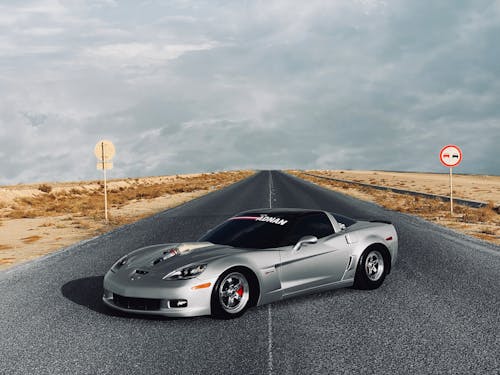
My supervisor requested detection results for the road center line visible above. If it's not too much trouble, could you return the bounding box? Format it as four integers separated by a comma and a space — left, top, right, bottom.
267, 171, 274, 375
268, 171, 273, 209
267, 304, 273, 374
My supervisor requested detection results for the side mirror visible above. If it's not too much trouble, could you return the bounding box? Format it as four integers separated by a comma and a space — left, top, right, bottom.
293, 235, 318, 252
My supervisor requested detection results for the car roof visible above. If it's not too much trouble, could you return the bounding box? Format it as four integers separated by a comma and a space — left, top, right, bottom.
235, 208, 327, 217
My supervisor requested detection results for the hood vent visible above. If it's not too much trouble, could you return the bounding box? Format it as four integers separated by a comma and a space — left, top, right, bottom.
153, 248, 180, 266
135, 270, 149, 275
153, 257, 163, 266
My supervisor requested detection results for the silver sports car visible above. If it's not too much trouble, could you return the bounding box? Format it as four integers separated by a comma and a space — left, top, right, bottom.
103, 208, 398, 319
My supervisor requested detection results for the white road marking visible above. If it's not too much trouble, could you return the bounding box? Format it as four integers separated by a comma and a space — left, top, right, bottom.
267, 171, 274, 374
267, 304, 273, 374
269, 171, 273, 209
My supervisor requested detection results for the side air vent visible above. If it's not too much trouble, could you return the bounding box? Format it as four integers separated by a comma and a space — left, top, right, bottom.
346, 255, 355, 271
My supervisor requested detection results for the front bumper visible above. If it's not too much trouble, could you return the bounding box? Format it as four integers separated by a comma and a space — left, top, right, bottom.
102, 270, 215, 317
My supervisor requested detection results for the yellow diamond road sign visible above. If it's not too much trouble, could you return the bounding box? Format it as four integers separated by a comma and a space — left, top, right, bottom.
94, 140, 115, 162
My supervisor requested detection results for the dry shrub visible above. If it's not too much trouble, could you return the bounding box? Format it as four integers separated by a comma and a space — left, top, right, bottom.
480, 227, 497, 235
133, 185, 164, 200
38, 222, 55, 227
0, 257, 16, 265
38, 184, 52, 193
107, 213, 149, 227
0, 244, 13, 250
21, 235, 42, 244
461, 205, 497, 223
8, 209, 38, 219
71, 220, 92, 230
18, 197, 34, 206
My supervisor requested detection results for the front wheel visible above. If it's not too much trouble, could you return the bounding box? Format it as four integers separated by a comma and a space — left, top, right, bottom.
354, 248, 388, 290
211, 270, 251, 319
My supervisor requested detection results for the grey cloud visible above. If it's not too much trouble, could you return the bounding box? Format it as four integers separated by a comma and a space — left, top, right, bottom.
0, 0, 499, 184
21, 111, 48, 127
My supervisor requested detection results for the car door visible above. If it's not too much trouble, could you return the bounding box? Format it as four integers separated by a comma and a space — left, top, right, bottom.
278, 213, 350, 297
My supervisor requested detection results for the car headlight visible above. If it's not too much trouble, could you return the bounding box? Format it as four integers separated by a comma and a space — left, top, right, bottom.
163, 264, 207, 280
111, 255, 128, 272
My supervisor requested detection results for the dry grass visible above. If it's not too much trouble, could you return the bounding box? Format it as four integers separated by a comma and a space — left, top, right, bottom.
38, 184, 52, 193
21, 235, 42, 244
38, 222, 55, 228
0, 244, 13, 251
290, 171, 500, 245
2, 171, 252, 221
0, 257, 16, 265
70, 220, 93, 230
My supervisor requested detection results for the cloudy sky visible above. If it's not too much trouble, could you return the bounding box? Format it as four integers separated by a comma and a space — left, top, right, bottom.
1, 0, 499, 184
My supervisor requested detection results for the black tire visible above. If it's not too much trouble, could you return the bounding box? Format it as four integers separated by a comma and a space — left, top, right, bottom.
211, 269, 252, 319
354, 246, 389, 290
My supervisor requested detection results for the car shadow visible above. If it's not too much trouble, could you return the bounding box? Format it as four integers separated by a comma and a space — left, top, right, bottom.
60, 276, 180, 320
61, 276, 380, 321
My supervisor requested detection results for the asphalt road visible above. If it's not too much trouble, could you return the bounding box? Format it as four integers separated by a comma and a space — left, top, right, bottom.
1, 171, 499, 374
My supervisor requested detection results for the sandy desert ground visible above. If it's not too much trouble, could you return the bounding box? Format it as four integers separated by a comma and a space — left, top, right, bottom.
306, 170, 500, 203
290, 170, 500, 245
0, 171, 253, 270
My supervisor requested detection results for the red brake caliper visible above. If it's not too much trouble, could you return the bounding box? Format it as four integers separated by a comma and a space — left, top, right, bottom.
236, 286, 244, 297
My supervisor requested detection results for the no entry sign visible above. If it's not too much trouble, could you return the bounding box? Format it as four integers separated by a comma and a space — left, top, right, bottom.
439, 145, 462, 168
439, 144, 462, 216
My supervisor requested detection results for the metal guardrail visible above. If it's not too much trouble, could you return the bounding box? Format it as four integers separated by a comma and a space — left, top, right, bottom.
303, 172, 488, 208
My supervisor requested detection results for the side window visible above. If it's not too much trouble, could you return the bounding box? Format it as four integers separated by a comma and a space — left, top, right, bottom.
332, 213, 356, 228
282, 213, 334, 245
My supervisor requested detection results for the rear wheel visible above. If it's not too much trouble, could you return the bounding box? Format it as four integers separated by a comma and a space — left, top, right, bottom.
211, 270, 251, 319
354, 247, 388, 290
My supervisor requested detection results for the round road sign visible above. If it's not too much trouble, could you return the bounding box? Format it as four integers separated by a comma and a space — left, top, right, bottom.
94, 140, 115, 162
439, 144, 462, 168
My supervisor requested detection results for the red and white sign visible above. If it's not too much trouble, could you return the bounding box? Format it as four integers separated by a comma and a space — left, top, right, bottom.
439, 144, 462, 168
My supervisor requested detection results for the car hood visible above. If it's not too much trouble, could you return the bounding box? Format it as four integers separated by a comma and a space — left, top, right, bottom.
113, 242, 245, 278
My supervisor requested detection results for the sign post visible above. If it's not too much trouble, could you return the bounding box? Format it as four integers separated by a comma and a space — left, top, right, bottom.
439, 145, 462, 215
94, 140, 115, 223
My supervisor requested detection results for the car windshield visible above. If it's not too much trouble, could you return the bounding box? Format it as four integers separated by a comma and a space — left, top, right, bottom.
199, 212, 334, 249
